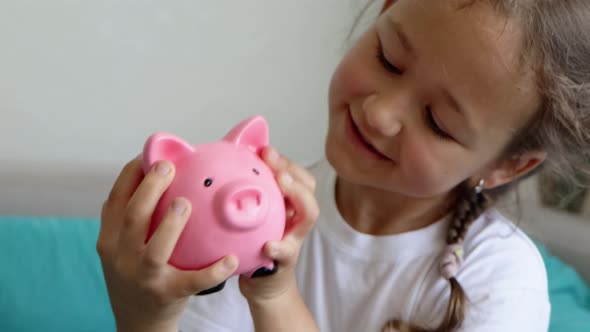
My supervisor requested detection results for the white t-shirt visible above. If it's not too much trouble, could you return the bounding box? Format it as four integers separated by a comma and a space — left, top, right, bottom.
179, 159, 550, 332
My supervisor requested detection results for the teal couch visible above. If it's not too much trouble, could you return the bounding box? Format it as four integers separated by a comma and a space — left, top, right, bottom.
0, 217, 115, 332
0, 216, 589, 331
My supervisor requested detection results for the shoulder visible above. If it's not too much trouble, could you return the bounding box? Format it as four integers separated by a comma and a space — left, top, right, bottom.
454, 209, 550, 330
461, 209, 548, 293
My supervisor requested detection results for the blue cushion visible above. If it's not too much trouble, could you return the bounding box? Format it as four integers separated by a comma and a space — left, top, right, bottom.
0, 216, 589, 331
535, 242, 590, 331
0, 216, 115, 332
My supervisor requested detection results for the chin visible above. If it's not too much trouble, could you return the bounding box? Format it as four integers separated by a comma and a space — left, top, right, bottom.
325, 137, 382, 189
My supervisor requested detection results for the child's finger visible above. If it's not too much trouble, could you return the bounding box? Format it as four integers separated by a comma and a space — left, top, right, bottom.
264, 239, 298, 266
104, 157, 144, 210
260, 146, 287, 169
277, 172, 319, 241
98, 157, 144, 251
262, 147, 316, 192
286, 162, 316, 193
172, 255, 239, 298
143, 197, 191, 268
121, 161, 175, 250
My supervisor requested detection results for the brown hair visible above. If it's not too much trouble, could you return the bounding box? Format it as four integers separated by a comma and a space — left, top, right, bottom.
350, 1, 590, 331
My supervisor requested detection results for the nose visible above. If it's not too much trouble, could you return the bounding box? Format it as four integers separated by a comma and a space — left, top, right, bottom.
215, 180, 269, 231
362, 93, 406, 137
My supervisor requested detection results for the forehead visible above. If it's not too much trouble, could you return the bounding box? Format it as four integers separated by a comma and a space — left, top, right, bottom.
383, 0, 538, 140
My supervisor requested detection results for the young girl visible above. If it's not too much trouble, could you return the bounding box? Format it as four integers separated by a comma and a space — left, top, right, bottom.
97, 0, 590, 331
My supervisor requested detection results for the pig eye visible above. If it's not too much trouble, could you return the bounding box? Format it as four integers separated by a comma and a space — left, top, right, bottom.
252, 168, 260, 175
204, 178, 213, 187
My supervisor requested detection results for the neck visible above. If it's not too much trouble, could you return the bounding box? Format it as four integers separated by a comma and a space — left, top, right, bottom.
335, 176, 453, 236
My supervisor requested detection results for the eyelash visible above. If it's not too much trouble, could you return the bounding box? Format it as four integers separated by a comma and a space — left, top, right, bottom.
376, 42, 403, 75
376, 41, 452, 141
425, 106, 452, 140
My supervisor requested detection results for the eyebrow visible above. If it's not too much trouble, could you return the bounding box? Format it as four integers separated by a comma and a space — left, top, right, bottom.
387, 19, 415, 56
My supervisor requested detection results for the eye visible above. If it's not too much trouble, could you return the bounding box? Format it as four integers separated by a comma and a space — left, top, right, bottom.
376, 41, 403, 75
424, 107, 453, 140
204, 178, 213, 187
252, 168, 260, 175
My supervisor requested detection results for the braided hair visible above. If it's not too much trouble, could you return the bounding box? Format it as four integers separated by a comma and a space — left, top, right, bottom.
381, 181, 494, 332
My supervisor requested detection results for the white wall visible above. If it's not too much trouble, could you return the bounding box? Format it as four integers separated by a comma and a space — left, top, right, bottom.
1, 0, 587, 218
0, 0, 379, 172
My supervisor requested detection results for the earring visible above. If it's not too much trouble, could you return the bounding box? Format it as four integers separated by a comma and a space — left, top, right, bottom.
475, 179, 486, 194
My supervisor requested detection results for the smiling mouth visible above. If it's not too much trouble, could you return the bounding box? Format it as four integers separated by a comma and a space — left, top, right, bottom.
348, 111, 392, 161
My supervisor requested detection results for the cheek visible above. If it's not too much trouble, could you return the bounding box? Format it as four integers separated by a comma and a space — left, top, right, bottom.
329, 33, 378, 108
399, 141, 470, 196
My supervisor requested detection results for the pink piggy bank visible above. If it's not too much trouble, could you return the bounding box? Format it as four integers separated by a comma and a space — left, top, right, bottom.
142, 115, 285, 294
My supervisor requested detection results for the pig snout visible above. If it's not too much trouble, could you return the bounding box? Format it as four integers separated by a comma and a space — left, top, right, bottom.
215, 180, 270, 230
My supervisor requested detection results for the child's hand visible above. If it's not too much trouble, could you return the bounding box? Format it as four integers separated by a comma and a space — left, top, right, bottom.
238, 147, 319, 305
97, 157, 238, 332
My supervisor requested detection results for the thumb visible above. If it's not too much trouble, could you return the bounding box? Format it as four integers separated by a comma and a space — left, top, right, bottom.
172, 255, 239, 298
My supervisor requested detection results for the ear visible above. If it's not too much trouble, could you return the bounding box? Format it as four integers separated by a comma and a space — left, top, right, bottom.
479, 151, 547, 189
223, 115, 269, 154
142, 133, 195, 174
382, 0, 396, 13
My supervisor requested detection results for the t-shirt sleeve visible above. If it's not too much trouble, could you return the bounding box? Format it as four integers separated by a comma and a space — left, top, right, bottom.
457, 288, 550, 332
178, 278, 254, 332
455, 226, 551, 331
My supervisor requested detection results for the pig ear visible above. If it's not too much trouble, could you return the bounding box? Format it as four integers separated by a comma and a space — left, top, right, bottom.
222, 115, 269, 153
142, 133, 195, 173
